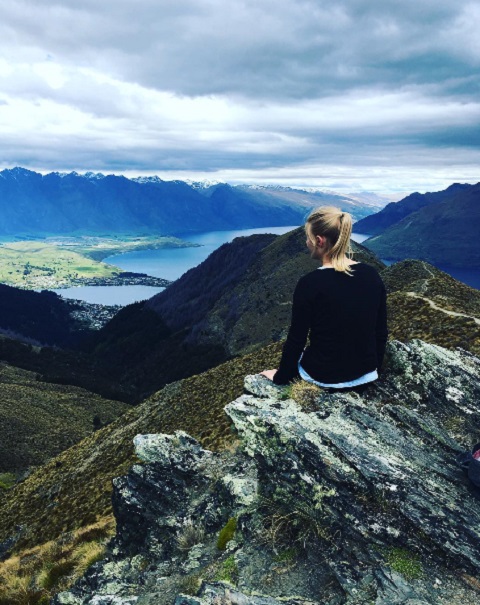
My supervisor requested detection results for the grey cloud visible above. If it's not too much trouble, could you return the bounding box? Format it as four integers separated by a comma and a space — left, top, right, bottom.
1, 0, 478, 100
0, 0, 479, 193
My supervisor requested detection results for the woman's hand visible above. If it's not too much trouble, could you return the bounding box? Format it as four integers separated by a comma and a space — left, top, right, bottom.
260, 369, 277, 381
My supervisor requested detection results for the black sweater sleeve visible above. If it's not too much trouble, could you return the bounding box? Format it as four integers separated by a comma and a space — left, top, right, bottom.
376, 281, 388, 370
273, 277, 311, 385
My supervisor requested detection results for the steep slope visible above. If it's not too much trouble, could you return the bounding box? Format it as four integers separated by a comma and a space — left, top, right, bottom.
0, 334, 132, 403
0, 362, 128, 474
0, 283, 89, 348
364, 184, 480, 267
85, 234, 277, 399
0, 343, 285, 551
353, 182, 472, 235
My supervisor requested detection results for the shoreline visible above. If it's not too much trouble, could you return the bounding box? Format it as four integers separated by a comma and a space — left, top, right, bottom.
52, 272, 172, 289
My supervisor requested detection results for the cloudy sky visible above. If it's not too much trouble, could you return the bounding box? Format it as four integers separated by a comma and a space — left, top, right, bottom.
0, 0, 479, 193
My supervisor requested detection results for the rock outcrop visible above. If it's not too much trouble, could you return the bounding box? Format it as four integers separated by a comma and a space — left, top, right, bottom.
54, 340, 480, 605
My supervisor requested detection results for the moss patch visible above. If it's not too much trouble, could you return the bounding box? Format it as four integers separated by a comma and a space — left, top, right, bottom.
384, 547, 423, 581
217, 518, 237, 551
214, 555, 239, 584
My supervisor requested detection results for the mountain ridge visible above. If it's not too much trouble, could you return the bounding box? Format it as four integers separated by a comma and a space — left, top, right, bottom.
364, 184, 480, 267
353, 182, 473, 236
0, 227, 479, 603
0, 167, 381, 237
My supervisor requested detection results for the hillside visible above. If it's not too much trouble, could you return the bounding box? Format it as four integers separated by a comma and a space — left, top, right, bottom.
0, 283, 89, 348
353, 182, 472, 235
0, 362, 128, 474
364, 184, 480, 267
0, 168, 379, 236
0, 343, 284, 551
1, 340, 480, 604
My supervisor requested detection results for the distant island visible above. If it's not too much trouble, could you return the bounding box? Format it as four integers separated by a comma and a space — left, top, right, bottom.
0, 235, 197, 289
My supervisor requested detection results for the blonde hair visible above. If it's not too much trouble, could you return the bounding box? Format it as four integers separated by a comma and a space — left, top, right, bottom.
305, 206, 354, 275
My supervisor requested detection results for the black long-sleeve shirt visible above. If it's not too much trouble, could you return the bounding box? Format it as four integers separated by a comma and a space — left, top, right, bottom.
273, 263, 388, 385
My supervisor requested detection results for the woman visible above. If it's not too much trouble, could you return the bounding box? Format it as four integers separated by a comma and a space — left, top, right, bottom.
260, 206, 388, 392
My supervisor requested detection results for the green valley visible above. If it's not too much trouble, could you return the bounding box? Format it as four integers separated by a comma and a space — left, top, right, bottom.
0, 235, 196, 289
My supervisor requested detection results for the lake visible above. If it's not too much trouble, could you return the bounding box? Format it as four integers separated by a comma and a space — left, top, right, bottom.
53, 226, 300, 306
52, 227, 479, 306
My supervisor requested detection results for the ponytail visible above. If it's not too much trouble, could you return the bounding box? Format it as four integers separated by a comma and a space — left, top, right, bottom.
305, 206, 354, 275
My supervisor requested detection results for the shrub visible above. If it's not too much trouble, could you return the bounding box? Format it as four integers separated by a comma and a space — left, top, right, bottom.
385, 547, 423, 581
260, 485, 336, 549
0, 473, 16, 491
178, 573, 202, 596
39, 559, 76, 591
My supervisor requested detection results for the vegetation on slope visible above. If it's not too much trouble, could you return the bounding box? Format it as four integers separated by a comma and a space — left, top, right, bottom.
382, 260, 480, 355
0, 335, 132, 402
0, 285, 87, 348
0, 343, 283, 552
84, 234, 278, 399
0, 516, 115, 605
0, 362, 129, 474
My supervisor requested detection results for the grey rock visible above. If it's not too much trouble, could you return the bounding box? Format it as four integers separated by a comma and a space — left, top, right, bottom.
55, 340, 480, 605
133, 431, 212, 468
244, 375, 285, 399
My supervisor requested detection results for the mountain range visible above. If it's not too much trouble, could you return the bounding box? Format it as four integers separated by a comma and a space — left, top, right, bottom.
0, 168, 384, 236
354, 182, 480, 267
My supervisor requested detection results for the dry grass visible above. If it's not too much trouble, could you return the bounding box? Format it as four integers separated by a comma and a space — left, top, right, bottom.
0, 516, 114, 604
259, 486, 336, 550
175, 520, 206, 553
287, 379, 322, 411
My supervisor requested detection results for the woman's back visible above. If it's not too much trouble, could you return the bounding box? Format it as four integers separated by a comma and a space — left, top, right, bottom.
262, 205, 388, 388
295, 263, 387, 384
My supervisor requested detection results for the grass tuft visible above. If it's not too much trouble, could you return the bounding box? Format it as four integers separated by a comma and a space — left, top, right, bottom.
287, 380, 322, 411
0, 516, 114, 604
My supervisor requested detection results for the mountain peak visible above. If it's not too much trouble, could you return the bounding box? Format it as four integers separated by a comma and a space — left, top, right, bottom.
84, 171, 106, 180
0, 166, 38, 180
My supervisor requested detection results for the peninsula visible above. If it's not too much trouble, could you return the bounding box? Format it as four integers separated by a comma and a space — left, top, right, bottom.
0, 235, 198, 289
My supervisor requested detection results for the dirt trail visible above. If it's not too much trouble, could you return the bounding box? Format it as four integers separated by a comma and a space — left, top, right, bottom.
406, 291, 480, 326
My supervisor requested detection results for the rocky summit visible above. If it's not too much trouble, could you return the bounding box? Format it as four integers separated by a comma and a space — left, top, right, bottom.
54, 340, 480, 605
